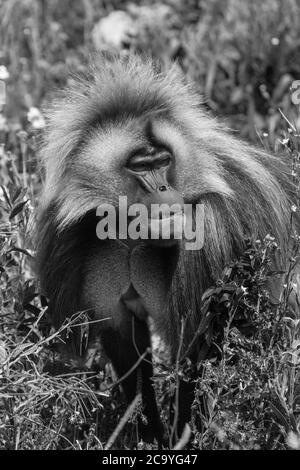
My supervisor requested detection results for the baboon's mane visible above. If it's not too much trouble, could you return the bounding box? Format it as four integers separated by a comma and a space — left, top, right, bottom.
37, 54, 299, 353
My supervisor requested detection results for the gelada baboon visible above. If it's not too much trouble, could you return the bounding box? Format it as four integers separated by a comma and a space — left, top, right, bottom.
36, 54, 299, 444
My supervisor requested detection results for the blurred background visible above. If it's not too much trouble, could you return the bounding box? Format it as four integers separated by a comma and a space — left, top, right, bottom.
1, 0, 300, 145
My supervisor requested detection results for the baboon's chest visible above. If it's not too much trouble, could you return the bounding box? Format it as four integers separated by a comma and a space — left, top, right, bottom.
83, 240, 177, 320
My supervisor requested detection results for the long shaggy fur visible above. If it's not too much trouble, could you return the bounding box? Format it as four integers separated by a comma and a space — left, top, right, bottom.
36, 54, 299, 359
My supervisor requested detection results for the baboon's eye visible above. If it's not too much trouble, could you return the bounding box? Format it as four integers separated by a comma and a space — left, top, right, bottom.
127, 156, 151, 172
126, 152, 171, 173
155, 154, 171, 168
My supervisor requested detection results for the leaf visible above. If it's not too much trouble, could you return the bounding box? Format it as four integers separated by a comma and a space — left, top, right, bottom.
7, 246, 33, 258
0, 340, 7, 365
24, 303, 41, 315
269, 401, 289, 429
201, 287, 216, 301
0, 185, 11, 207
12, 187, 27, 204
222, 284, 238, 293
9, 200, 28, 219
220, 293, 230, 303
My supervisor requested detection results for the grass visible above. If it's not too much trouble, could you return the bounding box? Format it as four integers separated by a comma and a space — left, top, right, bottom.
0, 0, 300, 450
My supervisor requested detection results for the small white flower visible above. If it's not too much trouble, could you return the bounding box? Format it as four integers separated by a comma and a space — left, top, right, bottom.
27, 107, 41, 121
291, 205, 297, 212
27, 107, 45, 129
271, 37, 280, 46
286, 431, 300, 450
32, 117, 46, 129
0, 66, 9, 81
92, 11, 136, 49
265, 234, 275, 242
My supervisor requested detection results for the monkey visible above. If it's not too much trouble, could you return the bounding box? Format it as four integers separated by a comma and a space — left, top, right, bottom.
36, 54, 299, 445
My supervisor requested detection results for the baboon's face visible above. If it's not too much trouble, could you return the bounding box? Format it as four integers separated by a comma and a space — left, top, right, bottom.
71, 116, 194, 246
